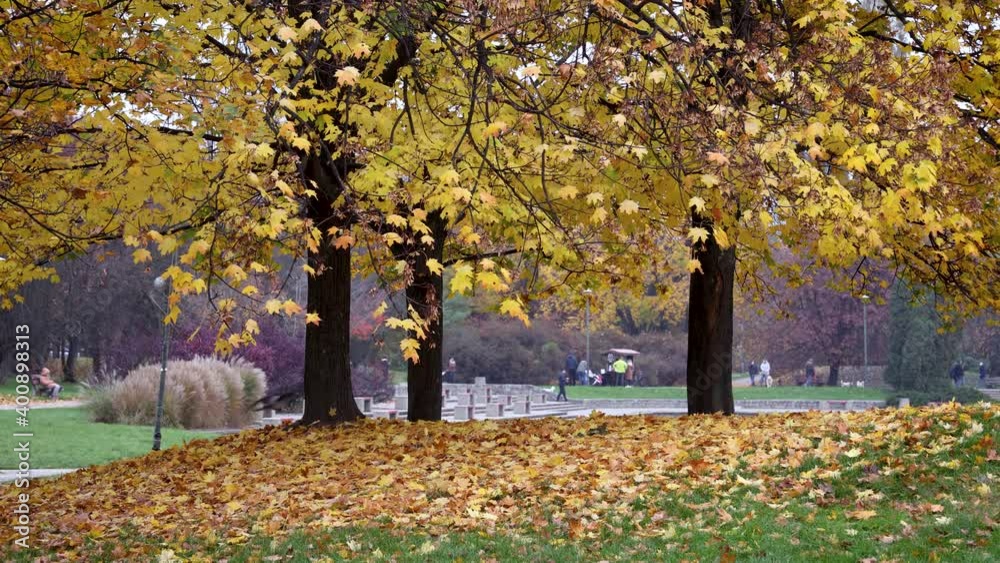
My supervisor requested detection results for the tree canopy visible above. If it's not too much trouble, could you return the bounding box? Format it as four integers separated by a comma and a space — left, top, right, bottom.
2, 0, 997, 418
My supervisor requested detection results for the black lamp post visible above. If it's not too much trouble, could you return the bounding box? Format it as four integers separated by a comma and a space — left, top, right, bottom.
149, 276, 171, 451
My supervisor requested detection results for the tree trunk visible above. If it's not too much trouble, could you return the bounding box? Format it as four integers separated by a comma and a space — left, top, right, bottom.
827, 363, 840, 387
301, 188, 362, 425
92, 339, 102, 382
406, 212, 447, 421
686, 212, 736, 414
64, 336, 78, 383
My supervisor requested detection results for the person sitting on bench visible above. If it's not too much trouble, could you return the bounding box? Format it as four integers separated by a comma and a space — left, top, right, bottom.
32, 368, 61, 399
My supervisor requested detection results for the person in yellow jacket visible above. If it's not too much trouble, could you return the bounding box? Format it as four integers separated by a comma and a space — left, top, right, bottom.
612, 357, 628, 387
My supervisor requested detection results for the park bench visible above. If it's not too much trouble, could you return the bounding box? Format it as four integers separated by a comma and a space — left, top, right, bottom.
29, 375, 57, 399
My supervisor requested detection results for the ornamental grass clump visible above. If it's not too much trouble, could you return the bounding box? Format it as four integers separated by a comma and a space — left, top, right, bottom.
89, 356, 266, 429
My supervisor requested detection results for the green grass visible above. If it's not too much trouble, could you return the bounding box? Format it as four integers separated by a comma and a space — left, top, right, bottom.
565, 385, 887, 401
0, 379, 86, 399
0, 407, 217, 469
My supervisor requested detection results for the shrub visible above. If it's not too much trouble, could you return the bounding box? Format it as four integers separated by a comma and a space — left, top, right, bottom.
74, 357, 95, 382
88, 357, 267, 429
886, 386, 989, 407
444, 316, 566, 384
443, 315, 689, 386
172, 316, 303, 397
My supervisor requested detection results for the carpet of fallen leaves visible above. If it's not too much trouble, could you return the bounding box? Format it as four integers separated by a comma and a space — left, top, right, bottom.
2, 403, 998, 558
0, 395, 69, 406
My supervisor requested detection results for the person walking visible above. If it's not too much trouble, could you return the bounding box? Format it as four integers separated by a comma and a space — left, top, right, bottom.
557, 370, 568, 401
979, 362, 988, 387
625, 360, 635, 387
804, 359, 816, 387
576, 359, 589, 386
445, 357, 457, 383
760, 359, 771, 387
748, 361, 759, 386
612, 356, 628, 387
950, 360, 964, 387
565, 351, 579, 386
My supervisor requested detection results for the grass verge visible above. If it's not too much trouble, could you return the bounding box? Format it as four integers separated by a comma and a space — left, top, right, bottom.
0, 407, 218, 469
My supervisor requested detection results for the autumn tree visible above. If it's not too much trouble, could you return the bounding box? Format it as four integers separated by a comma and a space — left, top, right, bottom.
479, 0, 999, 414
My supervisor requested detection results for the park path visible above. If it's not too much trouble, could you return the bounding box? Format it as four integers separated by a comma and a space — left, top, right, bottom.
0, 469, 77, 483
0, 399, 85, 410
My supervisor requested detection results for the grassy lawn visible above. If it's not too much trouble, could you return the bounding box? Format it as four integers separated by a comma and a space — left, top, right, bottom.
2, 404, 996, 561
0, 407, 218, 469
0, 379, 86, 400
68, 497, 1000, 562
566, 385, 888, 401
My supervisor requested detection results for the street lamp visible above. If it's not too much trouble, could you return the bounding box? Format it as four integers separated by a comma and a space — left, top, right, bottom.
861, 294, 870, 387
583, 289, 593, 384
148, 276, 172, 451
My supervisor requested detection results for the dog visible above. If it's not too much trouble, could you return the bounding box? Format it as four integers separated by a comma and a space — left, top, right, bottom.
763, 375, 773, 388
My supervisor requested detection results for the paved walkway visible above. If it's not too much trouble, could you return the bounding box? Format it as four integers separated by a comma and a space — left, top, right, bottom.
0, 468, 77, 483
0, 400, 85, 410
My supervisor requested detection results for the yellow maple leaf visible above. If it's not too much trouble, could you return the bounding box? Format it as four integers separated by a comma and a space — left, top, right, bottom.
687, 227, 710, 244
334, 233, 354, 249
438, 168, 461, 186
619, 200, 640, 215
305, 312, 321, 325
335, 66, 360, 86
400, 338, 421, 363
714, 228, 731, 249
499, 298, 530, 324
265, 299, 282, 315
132, 248, 152, 264
282, 299, 303, 316
689, 196, 706, 213
299, 18, 322, 36
276, 26, 296, 43
426, 258, 443, 275
558, 185, 578, 199
244, 319, 260, 336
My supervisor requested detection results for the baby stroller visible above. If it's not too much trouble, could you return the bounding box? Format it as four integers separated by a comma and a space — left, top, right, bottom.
589, 370, 604, 386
